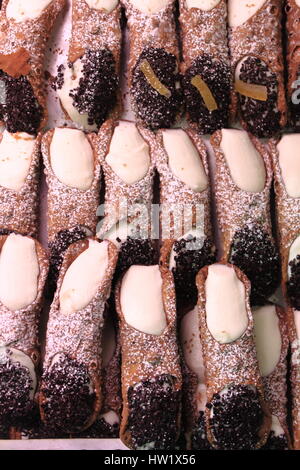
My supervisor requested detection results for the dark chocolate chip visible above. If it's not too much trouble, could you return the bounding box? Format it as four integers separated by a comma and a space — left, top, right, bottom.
132, 47, 183, 129
208, 384, 264, 450
238, 57, 281, 138
53, 64, 65, 91
229, 225, 280, 306
0, 71, 43, 135
183, 54, 231, 134
127, 374, 180, 450
40, 354, 95, 434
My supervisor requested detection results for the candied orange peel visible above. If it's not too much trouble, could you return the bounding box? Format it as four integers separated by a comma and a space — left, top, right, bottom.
235, 79, 268, 101
140, 59, 171, 98
191, 75, 218, 112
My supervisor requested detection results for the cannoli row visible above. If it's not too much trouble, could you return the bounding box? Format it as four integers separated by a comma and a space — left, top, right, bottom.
0, 233, 48, 430
0, 0, 65, 134
179, 0, 231, 134
289, 308, 300, 449
0, 130, 41, 237
116, 264, 182, 450
270, 135, 300, 309
286, 0, 300, 129
228, 0, 287, 137
42, 127, 101, 290
180, 307, 212, 450
211, 129, 280, 306
157, 128, 216, 311
253, 305, 290, 450
39, 238, 118, 434
121, 0, 183, 129
97, 119, 157, 274
72, 313, 122, 438
196, 263, 271, 450
57, 0, 122, 132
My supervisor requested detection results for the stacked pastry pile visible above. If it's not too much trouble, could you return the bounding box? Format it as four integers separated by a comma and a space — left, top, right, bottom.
0, 0, 299, 451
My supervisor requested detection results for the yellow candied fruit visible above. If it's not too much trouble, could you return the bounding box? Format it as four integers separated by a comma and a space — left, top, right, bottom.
140, 60, 171, 98
191, 75, 218, 112
235, 79, 268, 101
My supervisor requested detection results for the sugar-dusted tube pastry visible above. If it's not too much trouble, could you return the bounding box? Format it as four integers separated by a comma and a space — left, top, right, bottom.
97, 119, 157, 281
0, 0, 65, 134
0, 233, 48, 429
286, 0, 300, 129
158, 128, 215, 312
179, 0, 231, 134
39, 238, 118, 434
121, 0, 183, 129
97, 120, 156, 225
42, 127, 101, 290
270, 134, 300, 309
253, 305, 290, 450
0, 130, 41, 237
57, 0, 122, 131
196, 263, 271, 450
180, 307, 211, 450
116, 264, 182, 449
289, 308, 300, 449
211, 129, 280, 305
228, 0, 287, 137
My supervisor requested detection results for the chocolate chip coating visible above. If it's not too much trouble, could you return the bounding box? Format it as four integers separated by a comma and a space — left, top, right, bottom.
238, 57, 281, 138
208, 384, 264, 450
0, 352, 34, 427
132, 47, 183, 130
0, 71, 43, 135
229, 226, 280, 306
127, 374, 180, 450
40, 354, 95, 434
183, 54, 231, 134
172, 237, 216, 310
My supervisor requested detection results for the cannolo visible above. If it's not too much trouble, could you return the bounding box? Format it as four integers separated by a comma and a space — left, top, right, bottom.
179, 0, 231, 134
180, 307, 211, 450
228, 0, 287, 137
0, 130, 41, 238
116, 264, 182, 449
211, 129, 280, 306
196, 263, 271, 450
97, 120, 157, 281
57, 0, 122, 132
270, 134, 300, 309
286, 0, 300, 129
39, 238, 118, 434
121, 0, 183, 129
0, 233, 48, 430
289, 308, 300, 449
157, 128, 216, 312
253, 305, 290, 450
42, 127, 101, 290
0, 0, 65, 134
72, 313, 122, 438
